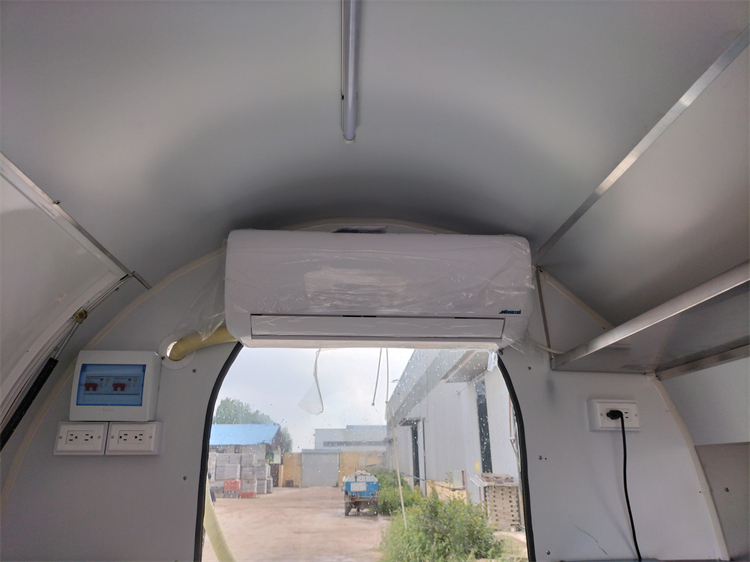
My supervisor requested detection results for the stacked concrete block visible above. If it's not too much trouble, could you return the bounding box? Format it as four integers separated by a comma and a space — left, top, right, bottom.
240, 478, 257, 498
256, 478, 268, 494
215, 463, 240, 481
254, 461, 270, 479
266, 478, 273, 494
240, 454, 256, 480
207, 456, 217, 481
241, 453, 256, 467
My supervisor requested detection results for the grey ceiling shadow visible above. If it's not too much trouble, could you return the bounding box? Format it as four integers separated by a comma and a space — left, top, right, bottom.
539, 205, 750, 326
140, 92, 588, 243
224, 171, 501, 235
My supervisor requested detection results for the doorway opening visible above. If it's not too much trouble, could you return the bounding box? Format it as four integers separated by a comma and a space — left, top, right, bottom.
198, 344, 532, 562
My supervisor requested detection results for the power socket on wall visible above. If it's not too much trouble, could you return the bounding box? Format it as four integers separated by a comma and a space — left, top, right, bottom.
54, 422, 108, 455
106, 422, 162, 455
588, 400, 640, 431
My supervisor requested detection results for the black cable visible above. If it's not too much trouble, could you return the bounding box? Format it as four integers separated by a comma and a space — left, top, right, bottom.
497, 356, 536, 561
607, 410, 642, 561
194, 342, 243, 561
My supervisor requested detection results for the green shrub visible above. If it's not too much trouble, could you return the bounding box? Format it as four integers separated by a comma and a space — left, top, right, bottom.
381, 493, 503, 562
378, 482, 423, 515
368, 467, 422, 515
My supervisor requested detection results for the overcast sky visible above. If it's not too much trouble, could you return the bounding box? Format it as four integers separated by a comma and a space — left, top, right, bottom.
216, 348, 414, 450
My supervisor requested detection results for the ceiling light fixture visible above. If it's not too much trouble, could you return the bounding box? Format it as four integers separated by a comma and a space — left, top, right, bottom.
341, 0, 361, 142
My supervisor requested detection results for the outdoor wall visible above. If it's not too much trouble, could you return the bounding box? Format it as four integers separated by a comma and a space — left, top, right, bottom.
385, 424, 415, 487
337, 451, 385, 486
457, 380, 483, 502
485, 370, 518, 478
301, 451, 339, 487
403, 377, 468, 488
315, 425, 387, 452
281, 452, 302, 487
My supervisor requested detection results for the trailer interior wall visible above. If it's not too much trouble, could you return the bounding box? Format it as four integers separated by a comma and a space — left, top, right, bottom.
0, 249, 734, 561
661, 359, 750, 559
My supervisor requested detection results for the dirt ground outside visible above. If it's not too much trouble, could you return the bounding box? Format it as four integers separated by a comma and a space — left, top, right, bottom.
202, 486, 389, 562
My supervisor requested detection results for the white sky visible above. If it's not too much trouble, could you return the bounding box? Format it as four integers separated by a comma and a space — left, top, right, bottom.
216, 348, 414, 451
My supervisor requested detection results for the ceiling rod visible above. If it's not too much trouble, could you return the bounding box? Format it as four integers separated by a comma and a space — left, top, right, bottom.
533, 25, 749, 264
342, 0, 361, 142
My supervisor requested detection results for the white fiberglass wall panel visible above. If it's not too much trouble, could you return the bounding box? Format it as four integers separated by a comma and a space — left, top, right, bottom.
0, 159, 126, 419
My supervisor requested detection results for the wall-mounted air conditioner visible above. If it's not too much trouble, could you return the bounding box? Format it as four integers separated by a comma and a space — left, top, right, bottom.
225, 230, 533, 345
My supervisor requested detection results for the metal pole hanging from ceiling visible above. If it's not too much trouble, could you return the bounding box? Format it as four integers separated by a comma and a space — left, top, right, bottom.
342, 0, 361, 142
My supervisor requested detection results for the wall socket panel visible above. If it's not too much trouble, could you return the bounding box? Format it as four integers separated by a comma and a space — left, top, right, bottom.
106, 422, 162, 455
54, 422, 108, 455
588, 400, 640, 431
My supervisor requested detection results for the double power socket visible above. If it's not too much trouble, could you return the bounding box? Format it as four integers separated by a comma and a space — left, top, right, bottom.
54, 422, 162, 455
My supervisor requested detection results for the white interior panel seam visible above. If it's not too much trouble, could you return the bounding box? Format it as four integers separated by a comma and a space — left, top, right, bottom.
649, 375, 729, 560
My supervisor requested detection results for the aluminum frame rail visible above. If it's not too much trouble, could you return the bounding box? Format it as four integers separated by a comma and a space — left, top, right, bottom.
552, 261, 749, 378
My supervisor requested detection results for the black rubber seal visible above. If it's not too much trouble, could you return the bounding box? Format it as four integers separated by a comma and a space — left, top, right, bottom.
194, 342, 243, 561
497, 356, 536, 561
0, 357, 59, 451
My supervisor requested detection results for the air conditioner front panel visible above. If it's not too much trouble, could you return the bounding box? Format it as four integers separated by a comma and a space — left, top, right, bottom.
250, 315, 506, 340
226, 230, 533, 342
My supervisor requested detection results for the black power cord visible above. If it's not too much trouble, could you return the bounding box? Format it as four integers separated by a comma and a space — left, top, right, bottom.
606, 409, 642, 561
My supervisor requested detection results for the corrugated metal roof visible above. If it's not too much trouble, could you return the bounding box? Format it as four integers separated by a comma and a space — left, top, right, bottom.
209, 424, 280, 446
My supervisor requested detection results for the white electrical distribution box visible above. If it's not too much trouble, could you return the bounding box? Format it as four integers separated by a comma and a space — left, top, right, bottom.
54, 422, 108, 455
105, 422, 162, 455
70, 351, 161, 422
588, 400, 640, 431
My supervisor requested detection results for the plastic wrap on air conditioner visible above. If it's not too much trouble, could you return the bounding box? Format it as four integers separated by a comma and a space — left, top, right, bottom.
173, 248, 226, 341
225, 230, 534, 345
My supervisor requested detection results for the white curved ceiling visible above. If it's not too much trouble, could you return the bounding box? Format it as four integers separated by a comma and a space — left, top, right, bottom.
2, 1, 748, 325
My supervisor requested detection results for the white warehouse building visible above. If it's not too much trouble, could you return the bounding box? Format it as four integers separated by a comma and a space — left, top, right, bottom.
386, 350, 519, 503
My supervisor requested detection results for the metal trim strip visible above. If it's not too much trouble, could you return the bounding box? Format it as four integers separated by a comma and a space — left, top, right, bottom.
535, 26, 749, 263
656, 345, 750, 381
0, 153, 151, 289
552, 261, 750, 370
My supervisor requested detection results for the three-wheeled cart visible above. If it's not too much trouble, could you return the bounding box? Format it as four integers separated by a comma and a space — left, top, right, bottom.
342, 470, 380, 516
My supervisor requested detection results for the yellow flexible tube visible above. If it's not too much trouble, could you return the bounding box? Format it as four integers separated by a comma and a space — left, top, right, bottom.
168, 326, 237, 361
203, 481, 236, 562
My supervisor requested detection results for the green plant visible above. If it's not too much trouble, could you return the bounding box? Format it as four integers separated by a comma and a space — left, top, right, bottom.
381, 493, 503, 562
368, 467, 422, 515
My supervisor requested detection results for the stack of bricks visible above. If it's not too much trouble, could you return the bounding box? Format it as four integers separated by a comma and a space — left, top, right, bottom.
240, 478, 257, 499
239, 454, 257, 498
480, 474, 521, 531
224, 478, 240, 499
209, 455, 276, 498
240, 454, 256, 480
215, 462, 240, 481
254, 461, 270, 479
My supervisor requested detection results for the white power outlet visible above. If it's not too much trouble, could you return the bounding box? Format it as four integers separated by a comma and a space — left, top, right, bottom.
106, 422, 162, 455
588, 400, 640, 431
54, 422, 108, 455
